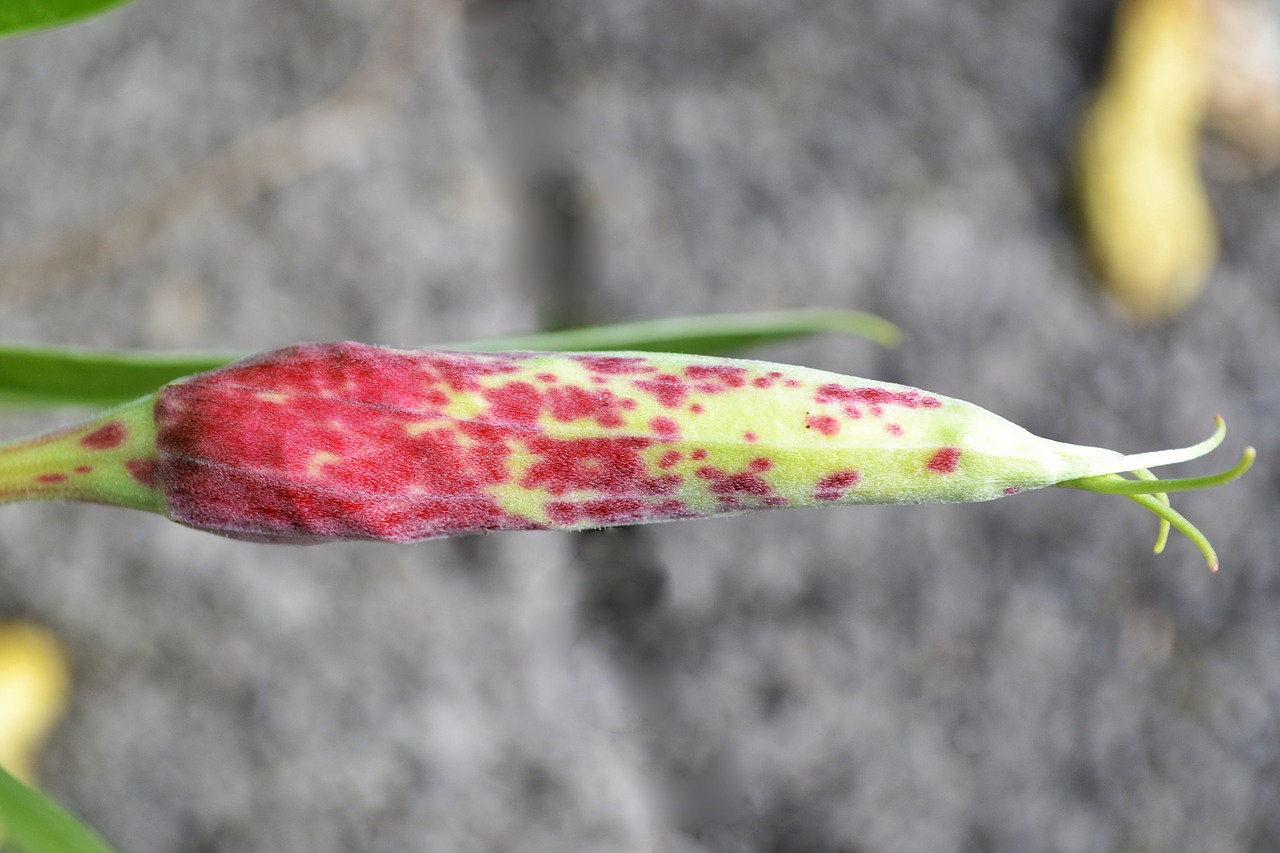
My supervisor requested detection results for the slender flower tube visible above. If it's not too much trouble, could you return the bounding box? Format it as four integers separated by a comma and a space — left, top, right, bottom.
0, 343, 1253, 569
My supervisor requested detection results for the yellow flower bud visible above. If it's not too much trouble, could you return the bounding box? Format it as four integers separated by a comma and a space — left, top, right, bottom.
0, 622, 70, 785
1077, 0, 1219, 322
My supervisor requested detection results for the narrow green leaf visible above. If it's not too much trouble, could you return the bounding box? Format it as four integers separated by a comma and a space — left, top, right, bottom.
0, 0, 137, 38
0, 347, 233, 409
0, 763, 120, 853
450, 309, 902, 354
0, 309, 899, 409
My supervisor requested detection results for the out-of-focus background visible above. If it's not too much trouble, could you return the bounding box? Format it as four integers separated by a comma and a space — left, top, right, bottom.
1, 0, 1278, 850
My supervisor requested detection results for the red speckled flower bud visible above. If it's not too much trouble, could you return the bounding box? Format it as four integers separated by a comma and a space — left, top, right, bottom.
0, 342, 1251, 568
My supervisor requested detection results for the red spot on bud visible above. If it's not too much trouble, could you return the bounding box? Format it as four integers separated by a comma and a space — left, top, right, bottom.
806, 414, 840, 436
692, 459, 782, 507
80, 421, 126, 450
1003, 486, 1021, 496
649, 417, 681, 439
743, 431, 758, 443
814, 470, 861, 501
571, 355, 656, 375
481, 379, 632, 430
654, 499, 694, 517
548, 497, 692, 526
125, 459, 160, 488
579, 498, 649, 524
536, 372, 558, 383
74, 466, 92, 474
658, 450, 682, 469
549, 499, 655, 526
709, 472, 775, 502
34, 473, 67, 484
633, 374, 688, 408
546, 501, 582, 525
423, 352, 524, 393
926, 447, 961, 474
483, 382, 544, 427
690, 403, 705, 415
546, 385, 626, 428
215, 342, 517, 404
885, 423, 903, 436
685, 364, 747, 387
519, 437, 677, 497
690, 449, 708, 461
816, 384, 936, 412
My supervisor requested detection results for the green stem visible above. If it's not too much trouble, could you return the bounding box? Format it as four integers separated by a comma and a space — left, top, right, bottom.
0, 397, 163, 512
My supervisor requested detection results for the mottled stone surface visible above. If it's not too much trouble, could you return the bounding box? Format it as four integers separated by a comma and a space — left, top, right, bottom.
1, 0, 1278, 851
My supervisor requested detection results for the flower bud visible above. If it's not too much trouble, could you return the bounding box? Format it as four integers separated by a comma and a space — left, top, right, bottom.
0, 343, 1251, 568
1077, 0, 1219, 322
0, 622, 69, 786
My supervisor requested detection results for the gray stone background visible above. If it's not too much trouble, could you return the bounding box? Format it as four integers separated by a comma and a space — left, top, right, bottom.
0, 0, 1278, 850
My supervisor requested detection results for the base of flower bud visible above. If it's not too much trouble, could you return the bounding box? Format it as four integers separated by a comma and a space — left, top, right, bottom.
0, 396, 165, 514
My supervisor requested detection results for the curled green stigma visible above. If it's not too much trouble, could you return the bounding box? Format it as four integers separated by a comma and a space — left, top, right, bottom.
1129, 468, 1171, 553
1056, 418, 1254, 572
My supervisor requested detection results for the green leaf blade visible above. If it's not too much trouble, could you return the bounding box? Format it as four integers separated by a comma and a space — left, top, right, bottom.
0, 0, 137, 39
0, 763, 121, 853
450, 309, 901, 354
0, 310, 899, 410
0, 346, 234, 409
